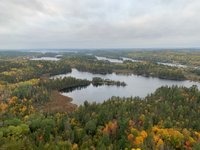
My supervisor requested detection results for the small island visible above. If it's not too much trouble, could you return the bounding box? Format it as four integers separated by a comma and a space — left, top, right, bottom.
92, 77, 126, 86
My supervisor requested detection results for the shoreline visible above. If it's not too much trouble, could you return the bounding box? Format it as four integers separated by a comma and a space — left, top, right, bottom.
41, 90, 77, 113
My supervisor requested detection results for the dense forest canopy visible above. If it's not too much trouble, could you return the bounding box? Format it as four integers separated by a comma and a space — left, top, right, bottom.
1, 50, 200, 149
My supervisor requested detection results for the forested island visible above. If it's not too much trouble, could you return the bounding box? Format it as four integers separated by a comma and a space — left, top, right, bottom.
1, 50, 200, 149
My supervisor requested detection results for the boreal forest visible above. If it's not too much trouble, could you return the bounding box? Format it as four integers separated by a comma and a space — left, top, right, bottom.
1, 50, 200, 150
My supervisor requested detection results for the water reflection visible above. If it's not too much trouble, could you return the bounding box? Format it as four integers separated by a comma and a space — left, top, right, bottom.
157, 62, 187, 68
95, 56, 123, 63
95, 56, 188, 68
30, 57, 60, 61
55, 69, 200, 105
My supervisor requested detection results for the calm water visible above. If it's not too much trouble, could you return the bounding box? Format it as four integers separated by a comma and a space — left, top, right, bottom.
30, 57, 60, 61
157, 62, 187, 68
95, 56, 123, 63
121, 57, 143, 62
54, 68, 200, 105
95, 56, 188, 68
95, 56, 142, 63
30, 55, 189, 68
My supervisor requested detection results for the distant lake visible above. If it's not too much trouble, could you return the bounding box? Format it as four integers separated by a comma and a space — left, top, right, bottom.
121, 57, 143, 62
54, 68, 200, 105
30, 55, 189, 69
30, 57, 60, 61
95, 56, 123, 63
95, 56, 187, 68
95, 56, 142, 63
157, 62, 187, 68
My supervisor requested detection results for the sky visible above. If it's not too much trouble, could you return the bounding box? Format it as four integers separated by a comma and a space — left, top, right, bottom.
0, 0, 200, 49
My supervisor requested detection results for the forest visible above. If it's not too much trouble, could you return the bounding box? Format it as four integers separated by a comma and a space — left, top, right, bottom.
1, 50, 200, 83
1, 50, 200, 149
1, 84, 200, 149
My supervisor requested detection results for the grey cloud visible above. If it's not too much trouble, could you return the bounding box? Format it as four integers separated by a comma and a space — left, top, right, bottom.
0, 0, 200, 48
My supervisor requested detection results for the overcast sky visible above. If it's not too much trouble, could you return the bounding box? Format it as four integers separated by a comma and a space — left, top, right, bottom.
0, 0, 200, 49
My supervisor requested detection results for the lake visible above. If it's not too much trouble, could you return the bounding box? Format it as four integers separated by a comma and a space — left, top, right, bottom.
95, 56, 188, 68
157, 62, 187, 68
95, 56, 142, 63
30, 55, 190, 69
54, 68, 200, 105
30, 57, 60, 61
95, 56, 123, 63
